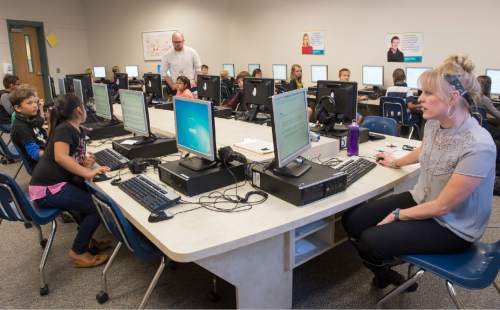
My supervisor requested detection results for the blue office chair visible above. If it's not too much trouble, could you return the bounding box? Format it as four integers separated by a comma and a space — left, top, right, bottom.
12, 143, 34, 176
0, 131, 20, 163
377, 240, 500, 309
0, 172, 61, 296
379, 96, 420, 139
362, 116, 398, 136
86, 182, 169, 309
471, 106, 488, 129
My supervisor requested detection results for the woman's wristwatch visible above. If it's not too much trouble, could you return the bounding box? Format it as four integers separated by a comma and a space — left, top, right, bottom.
392, 208, 401, 221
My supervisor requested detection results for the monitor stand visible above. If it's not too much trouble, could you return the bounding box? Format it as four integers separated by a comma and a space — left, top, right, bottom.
273, 158, 312, 178
179, 156, 218, 171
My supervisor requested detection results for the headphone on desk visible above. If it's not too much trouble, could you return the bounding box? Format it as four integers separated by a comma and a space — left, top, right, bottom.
127, 158, 161, 174
218, 146, 247, 165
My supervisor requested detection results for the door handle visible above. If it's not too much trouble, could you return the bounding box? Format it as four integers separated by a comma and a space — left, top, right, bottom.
36, 72, 43, 76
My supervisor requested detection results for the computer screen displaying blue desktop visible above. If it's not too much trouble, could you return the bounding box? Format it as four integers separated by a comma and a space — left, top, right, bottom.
223, 64, 235, 78
406, 67, 432, 89
119, 89, 150, 137
173, 97, 215, 161
486, 69, 500, 95
362, 65, 384, 86
273, 64, 287, 81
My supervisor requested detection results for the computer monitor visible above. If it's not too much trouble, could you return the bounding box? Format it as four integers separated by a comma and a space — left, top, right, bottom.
143, 73, 162, 99
362, 65, 384, 87
73, 79, 84, 103
248, 64, 260, 74
119, 89, 151, 138
92, 83, 113, 121
115, 73, 128, 90
66, 74, 92, 102
93, 66, 106, 79
272, 64, 287, 81
243, 78, 274, 107
223, 64, 235, 78
125, 65, 139, 78
316, 80, 358, 124
58, 78, 66, 95
270, 88, 311, 177
486, 69, 500, 96
173, 97, 217, 171
197, 75, 221, 105
406, 67, 432, 89
311, 65, 328, 83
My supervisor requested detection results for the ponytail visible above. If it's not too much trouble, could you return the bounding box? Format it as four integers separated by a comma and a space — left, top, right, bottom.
48, 94, 83, 136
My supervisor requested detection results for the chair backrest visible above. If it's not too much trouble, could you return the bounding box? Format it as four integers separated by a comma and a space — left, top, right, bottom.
362, 116, 399, 136
471, 106, 488, 128
12, 143, 33, 175
86, 182, 162, 262
0, 136, 19, 160
386, 91, 408, 99
0, 173, 30, 222
379, 96, 409, 125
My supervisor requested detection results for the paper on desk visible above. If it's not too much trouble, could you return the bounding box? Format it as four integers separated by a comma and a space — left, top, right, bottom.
121, 139, 137, 145
234, 138, 274, 155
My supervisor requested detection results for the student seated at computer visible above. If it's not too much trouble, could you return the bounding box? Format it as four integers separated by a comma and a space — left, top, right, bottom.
222, 71, 250, 110
477, 75, 500, 122
343, 55, 495, 290
29, 94, 111, 267
176, 76, 194, 99
288, 64, 303, 90
252, 68, 262, 78
338, 68, 368, 101
0, 74, 20, 131
220, 70, 235, 101
201, 64, 209, 75
10, 86, 48, 171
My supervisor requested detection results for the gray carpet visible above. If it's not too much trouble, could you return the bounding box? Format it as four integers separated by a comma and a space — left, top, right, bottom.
0, 161, 499, 309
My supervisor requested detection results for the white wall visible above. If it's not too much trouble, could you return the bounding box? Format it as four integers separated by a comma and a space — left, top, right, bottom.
0, 0, 91, 87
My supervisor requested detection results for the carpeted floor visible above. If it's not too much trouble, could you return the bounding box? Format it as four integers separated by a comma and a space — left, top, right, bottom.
0, 161, 499, 309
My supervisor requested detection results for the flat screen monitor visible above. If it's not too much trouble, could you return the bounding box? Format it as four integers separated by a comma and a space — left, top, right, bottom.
66, 74, 92, 100
119, 89, 150, 137
316, 80, 358, 123
173, 97, 215, 162
362, 65, 384, 87
197, 75, 221, 105
223, 64, 235, 78
273, 64, 287, 81
125, 65, 139, 78
243, 78, 275, 107
115, 73, 128, 90
486, 69, 500, 95
248, 64, 260, 74
406, 67, 432, 89
143, 73, 162, 99
271, 89, 311, 176
311, 65, 328, 83
58, 78, 66, 95
73, 79, 84, 103
93, 66, 106, 78
92, 83, 112, 120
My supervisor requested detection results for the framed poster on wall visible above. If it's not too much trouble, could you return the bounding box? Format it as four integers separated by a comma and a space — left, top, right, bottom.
142, 30, 177, 61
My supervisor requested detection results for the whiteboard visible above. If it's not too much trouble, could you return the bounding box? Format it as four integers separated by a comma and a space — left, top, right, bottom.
142, 30, 177, 61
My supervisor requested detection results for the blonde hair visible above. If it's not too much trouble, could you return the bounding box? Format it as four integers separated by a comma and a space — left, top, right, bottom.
290, 64, 302, 83
419, 54, 481, 110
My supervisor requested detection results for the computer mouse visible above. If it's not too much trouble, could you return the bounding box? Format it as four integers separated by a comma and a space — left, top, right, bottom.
93, 174, 111, 183
148, 211, 174, 223
376, 156, 385, 162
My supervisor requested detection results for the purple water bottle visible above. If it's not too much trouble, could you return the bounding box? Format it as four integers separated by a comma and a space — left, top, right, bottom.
347, 120, 359, 156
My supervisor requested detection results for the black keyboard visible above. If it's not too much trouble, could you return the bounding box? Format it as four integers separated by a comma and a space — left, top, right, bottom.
118, 175, 180, 212
335, 157, 377, 187
94, 148, 129, 171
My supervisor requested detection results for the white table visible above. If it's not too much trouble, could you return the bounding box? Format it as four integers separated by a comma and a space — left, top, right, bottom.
90, 107, 420, 308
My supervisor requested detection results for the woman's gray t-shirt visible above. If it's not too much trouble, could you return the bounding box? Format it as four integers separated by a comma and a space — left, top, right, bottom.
410, 117, 496, 242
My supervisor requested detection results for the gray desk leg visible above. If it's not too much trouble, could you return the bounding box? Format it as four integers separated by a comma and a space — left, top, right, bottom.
197, 233, 293, 309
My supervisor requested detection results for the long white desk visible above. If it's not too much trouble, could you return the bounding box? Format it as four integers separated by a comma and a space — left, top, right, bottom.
90, 106, 420, 308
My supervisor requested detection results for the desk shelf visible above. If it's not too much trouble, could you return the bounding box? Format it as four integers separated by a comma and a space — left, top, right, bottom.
295, 219, 330, 241
294, 236, 331, 267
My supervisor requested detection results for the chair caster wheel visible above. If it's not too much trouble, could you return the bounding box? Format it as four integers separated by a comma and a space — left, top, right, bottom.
40, 239, 47, 248
96, 291, 109, 304
40, 284, 49, 296
24, 222, 33, 229
208, 290, 220, 302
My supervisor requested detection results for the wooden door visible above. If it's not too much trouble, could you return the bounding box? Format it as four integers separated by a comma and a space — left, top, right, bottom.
10, 26, 45, 99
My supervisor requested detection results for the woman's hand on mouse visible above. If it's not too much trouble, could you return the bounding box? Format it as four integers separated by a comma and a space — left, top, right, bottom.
376, 153, 400, 169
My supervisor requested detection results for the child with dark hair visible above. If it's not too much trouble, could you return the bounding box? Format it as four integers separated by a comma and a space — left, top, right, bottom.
10, 86, 47, 171
29, 93, 110, 267
0, 74, 20, 131
176, 75, 194, 98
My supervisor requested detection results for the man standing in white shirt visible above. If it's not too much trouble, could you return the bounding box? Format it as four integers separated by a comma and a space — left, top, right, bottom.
160, 31, 202, 92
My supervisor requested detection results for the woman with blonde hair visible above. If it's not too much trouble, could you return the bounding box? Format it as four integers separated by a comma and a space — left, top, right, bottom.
342, 55, 496, 290
289, 64, 303, 90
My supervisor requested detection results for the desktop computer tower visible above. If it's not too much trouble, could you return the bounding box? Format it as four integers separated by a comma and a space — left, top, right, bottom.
82, 121, 129, 140
112, 136, 177, 159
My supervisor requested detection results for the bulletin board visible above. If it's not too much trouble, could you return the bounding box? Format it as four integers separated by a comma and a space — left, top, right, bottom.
142, 30, 177, 61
